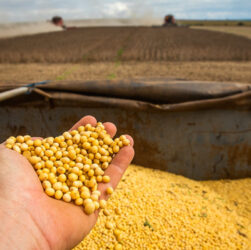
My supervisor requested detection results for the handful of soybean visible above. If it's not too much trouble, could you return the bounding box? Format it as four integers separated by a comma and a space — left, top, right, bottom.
5, 122, 130, 215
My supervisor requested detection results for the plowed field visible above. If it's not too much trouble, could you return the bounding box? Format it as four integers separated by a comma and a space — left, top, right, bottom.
0, 27, 251, 63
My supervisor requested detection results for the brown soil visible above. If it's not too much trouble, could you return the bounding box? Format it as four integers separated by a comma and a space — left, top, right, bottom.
0, 27, 251, 63
1, 61, 251, 84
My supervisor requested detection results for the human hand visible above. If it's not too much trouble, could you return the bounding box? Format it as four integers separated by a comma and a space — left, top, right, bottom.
0, 115, 134, 250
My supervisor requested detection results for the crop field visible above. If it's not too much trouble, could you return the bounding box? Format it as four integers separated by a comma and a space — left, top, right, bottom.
0, 27, 251, 63
1, 61, 251, 84
178, 20, 251, 26
192, 26, 251, 40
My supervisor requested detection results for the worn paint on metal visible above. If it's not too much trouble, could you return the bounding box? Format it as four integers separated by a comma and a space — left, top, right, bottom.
1, 80, 250, 179
0, 105, 250, 180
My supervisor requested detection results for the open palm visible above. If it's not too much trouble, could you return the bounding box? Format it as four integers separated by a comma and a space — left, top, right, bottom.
0, 115, 134, 250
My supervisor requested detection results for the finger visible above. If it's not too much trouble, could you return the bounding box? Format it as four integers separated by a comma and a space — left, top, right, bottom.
98, 144, 134, 200
124, 135, 134, 147
31, 137, 43, 140
103, 122, 117, 138
70, 115, 97, 131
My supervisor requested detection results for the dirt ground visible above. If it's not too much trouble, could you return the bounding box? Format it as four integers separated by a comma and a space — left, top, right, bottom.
0, 26, 250, 84
1, 61, 251, 84
1, 27, 251, 63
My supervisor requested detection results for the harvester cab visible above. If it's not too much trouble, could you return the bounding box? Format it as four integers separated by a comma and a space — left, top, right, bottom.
163, 14, 177, 26
51, 16, 67, 30
51, 16, 76, 30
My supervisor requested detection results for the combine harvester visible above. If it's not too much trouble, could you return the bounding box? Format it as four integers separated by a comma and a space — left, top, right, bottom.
0, 79, 250, 180
163, 15, 177, 26
153, 14, 189, 28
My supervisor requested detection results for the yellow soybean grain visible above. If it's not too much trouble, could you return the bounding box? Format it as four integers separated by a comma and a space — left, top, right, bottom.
75, 165, 250, 250
5, 122, 131, 216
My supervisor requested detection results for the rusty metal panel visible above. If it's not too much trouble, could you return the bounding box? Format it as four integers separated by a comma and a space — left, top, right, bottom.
0, 104, 250, 180
1, 79, 250, 104
0, 79, 250, 180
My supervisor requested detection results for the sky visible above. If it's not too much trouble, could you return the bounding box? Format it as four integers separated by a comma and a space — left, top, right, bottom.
0, 0, 250, 23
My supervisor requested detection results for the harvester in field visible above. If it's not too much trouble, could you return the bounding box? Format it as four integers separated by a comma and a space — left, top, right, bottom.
163, 14, 177, 27
51, 16, 67, 29
153, 14, 180, 28
51, 16, 76, 30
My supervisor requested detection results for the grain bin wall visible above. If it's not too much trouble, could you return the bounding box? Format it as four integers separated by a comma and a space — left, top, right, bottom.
0, 79, 250, 180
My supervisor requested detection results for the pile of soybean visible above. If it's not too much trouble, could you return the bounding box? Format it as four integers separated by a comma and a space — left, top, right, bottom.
75, 165, 250, 250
